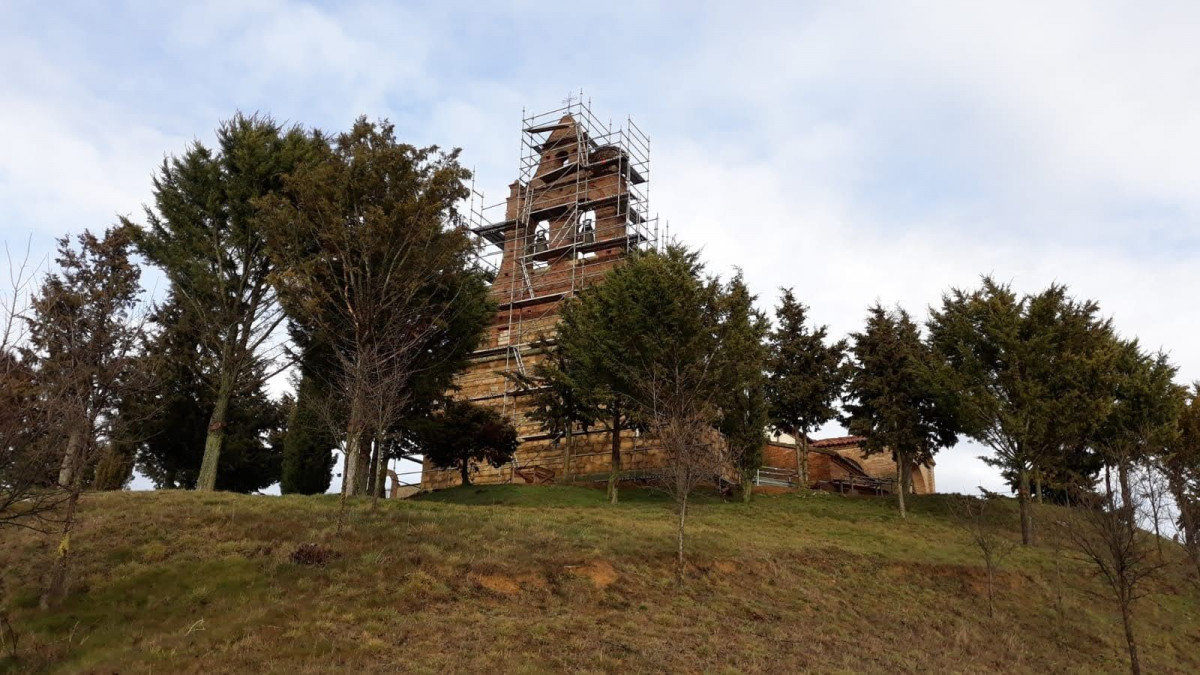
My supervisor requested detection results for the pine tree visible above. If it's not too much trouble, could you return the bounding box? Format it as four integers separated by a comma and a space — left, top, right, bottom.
765, 289, 848, 487
928, 278, 1114, 544
843, 304, 956, 518
128, 300, 285, 493
715, 272, 770, 501
555, 246, 708, 503
131, 114, 316, 491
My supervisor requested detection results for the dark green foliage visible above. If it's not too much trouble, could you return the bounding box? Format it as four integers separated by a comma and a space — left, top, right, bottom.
130, 113, 318, 491
128, 301, 285, 493
417, 400, 519, 486
765, 288, 848, 484
714, 272, 770, 498
554, 246, 711, 502
258, 118, 493, 498
22, 225, 144, 488
843, 304, 957, 517
927, 277, 1115, 543
280, 369, 335, 495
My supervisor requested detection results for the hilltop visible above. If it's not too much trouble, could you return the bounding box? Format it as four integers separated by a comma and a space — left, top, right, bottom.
1, 487, 1197, 673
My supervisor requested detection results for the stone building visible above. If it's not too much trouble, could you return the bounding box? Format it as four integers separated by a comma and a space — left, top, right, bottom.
421, 100, 660, 490
762, 433, 936, 495
419, 100, 936, 496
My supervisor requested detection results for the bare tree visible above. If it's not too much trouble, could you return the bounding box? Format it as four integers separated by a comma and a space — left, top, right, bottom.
1065, 478, 1164, 675
627, 351, 726, 585
948, 493, 1016, 618
0, 240, 69, 533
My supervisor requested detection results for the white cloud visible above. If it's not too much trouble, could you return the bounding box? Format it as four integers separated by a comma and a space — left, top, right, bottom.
5, 0, 1199, 496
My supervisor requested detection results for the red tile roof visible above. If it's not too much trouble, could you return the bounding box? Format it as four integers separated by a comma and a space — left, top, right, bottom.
808, 435, 866, 448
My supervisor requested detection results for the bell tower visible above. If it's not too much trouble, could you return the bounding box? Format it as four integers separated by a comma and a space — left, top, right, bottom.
422, 97, 657, 489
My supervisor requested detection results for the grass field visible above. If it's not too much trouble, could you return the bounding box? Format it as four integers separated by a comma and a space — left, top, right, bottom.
1, 485, 1198, 673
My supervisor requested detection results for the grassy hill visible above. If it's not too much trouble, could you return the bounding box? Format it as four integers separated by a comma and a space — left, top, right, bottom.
1, 486, 1197, 673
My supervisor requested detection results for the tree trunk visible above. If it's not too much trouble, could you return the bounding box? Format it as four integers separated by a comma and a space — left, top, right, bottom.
56, 430, 85, 489
196, 376, 234, 491
562, 426, 573, 483
41, 474, 83, 608
607, 406, 620, 504
342, 431, 363, 496
460, 458, 472, 487
1018, 467, 1034, 545
1167, 471, 1200, 579
676, 493, 688, 586
366, 435, 379, 502
741, 473, 753, 503
1120, 595, 1141, 675
1035, 468, 1044, 505
796, 434, 810, 487
986, 562, 995, 618
896, 452, 908, 519
1118, 458, 1134, 513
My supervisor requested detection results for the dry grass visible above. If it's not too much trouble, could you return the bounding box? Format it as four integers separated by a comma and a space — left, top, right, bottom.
1, 486, 1198, 673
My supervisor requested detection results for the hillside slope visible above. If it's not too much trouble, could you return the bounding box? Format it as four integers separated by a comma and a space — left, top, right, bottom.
1, 486, 1197, 673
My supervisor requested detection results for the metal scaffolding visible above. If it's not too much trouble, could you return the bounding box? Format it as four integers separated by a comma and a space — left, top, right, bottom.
466, 95, 659, 425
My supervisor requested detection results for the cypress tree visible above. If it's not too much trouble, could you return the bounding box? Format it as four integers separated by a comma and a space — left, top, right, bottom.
765, 289, 848, 487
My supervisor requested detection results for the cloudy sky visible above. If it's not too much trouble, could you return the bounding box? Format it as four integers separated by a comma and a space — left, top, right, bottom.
4, 1, 1198, 495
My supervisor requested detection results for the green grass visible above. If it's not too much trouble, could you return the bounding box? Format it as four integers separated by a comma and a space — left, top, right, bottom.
1, 486, 1197, 673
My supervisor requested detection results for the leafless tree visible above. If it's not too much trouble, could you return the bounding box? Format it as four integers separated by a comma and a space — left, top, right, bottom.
1065, 480, 1164, 675
0, 240, 69, 533
626, 353, 726, 585
948, 493, 1016, 618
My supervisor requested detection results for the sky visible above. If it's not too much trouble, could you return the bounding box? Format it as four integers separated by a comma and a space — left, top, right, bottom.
3, 0, 1199, 496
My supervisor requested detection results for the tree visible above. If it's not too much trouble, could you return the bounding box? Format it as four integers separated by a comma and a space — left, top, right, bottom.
280, 367, 336, 495
555, 246, 707, 504
1090, 341, 1182, 514
928, 278, 1114, 544
1163, 385, 1200, 580
948, 493, 1016, 618
132, 114, 316, 491
508, 336, 602, 483
21, 226, 145, 606
843, 304, 956, 519
419, 400, 518, 486
279, 331, 337, 495
126, 300, 285, 493
0, 244, 66, 533
714, 272, 769, 502
1065, 485, 1164, 675
766, 289, 848, 487
259, 119, 492, 510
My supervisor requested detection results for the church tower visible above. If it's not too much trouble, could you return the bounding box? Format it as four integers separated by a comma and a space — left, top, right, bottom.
422, 98, 657, 489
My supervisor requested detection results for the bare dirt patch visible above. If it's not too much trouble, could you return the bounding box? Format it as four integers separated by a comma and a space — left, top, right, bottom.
568, 560, 618, 589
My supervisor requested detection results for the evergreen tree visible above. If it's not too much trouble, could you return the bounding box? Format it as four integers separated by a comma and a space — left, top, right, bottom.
555, 246, 708, 503
258, 118, 492, 504
508, 336, 602, 482
843, 304, 956, 518
714, 272, 770, 501
1164, 385, 1200, 579
128, 300, 284, 493
131, 114, 316, 491
418, 400, 518, 486
1091, 341, 1182, 510
280, 366, 336, 495
928, 278, 1114, 544
23, 225, 143, 489
765, 289, 848, 486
